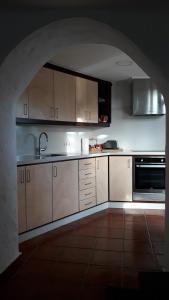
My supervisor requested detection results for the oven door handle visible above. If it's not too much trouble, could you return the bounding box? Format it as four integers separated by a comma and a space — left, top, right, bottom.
136, 164, 165, 168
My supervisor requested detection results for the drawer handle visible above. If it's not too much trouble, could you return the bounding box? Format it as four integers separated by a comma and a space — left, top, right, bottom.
85, 172, 92, 175
84, 182, 92, 186
85, 192, 92, 196
84, 163, 92, 166
85, 201, 92, 206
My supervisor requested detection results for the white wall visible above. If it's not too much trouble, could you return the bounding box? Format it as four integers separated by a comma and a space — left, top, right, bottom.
16, 80, 166, 155
94, 80, 166, 151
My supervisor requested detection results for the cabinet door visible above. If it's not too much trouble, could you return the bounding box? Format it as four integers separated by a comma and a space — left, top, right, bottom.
28, 68, 54, 120
76, 77, 98, 123
16, 89, 29, 118
54, 70, 76, 122
26, 164, 52, 230
17, 167, 27, 233
109, 156, 132, 202
53, 160, 79, 221
96, 157, 108, 204
87, 79, 98, 123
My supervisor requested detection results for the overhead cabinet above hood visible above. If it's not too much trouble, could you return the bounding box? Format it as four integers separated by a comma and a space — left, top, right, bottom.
132, 79, 166, 116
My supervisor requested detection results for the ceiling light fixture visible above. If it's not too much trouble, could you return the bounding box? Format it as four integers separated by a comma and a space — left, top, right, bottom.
115, 60, 133, 66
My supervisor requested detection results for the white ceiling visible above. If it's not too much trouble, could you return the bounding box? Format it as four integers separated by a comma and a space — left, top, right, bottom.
49, 44, 149, 82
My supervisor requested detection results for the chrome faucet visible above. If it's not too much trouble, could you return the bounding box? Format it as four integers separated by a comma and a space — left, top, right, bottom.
38, 132, 48, 155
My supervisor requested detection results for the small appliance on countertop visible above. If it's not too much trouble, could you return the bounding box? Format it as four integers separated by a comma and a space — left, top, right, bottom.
101, 140, 123, 152
81, 138, 89, 154
89, 139, 123, 153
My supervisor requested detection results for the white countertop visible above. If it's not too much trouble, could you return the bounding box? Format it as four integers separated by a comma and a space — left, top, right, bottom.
16, 150, 165, 166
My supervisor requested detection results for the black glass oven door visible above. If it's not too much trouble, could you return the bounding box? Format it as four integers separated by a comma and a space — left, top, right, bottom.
135, 165, 165, 191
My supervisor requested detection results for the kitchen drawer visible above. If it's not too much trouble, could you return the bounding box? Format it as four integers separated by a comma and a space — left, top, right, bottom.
79, 187, 96, 201
80, 197, 96, 211
79, 158, 95, 170
79, 168, 96, 180
79, 177, 96, 191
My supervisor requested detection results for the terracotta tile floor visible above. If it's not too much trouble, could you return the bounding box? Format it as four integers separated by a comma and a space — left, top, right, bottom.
0, 208, 165, 299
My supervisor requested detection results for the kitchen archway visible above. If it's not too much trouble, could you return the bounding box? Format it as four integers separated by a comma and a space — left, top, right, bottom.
0, 17, 168, 273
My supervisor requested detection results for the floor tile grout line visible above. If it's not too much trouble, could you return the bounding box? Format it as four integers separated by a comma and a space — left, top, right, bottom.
144, 211, 161, 270
121, 209, 125, 288
81, 239, 97, 288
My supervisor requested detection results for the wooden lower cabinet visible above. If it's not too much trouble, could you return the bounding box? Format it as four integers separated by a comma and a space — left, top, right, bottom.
109, 156, 132, 202
17, 155, 133, 234
96, 157, 108, 204
52, 160, 79, 220
26, 164, 53, 230
17, 167, 27, 233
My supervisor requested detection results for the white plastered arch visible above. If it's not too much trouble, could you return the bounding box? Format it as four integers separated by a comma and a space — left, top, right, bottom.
0, 17, 168, 273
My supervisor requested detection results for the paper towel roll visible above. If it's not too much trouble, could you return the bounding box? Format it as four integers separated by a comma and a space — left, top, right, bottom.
81, 138, 89, 154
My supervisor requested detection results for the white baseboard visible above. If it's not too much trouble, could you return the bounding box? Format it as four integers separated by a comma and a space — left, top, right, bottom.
19, 201, 165, 243
19, 202, 108, 243
108, 202, 165, 210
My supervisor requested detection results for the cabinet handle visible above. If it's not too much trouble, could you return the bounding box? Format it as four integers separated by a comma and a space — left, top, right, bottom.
89, 111, 91, 121
22, 169, 25, 184
50, 107, 55, 119
97, 160, 99, 170
20, 169, 24, 184
128, 159, 131, 168
53, 166, 57, 177
24, 104, 28, 116
26, 169, 30, 183
85, 201, 92, 206
85, 111, 88, 120
55, 108, 59, 120
85, 192, 92, 196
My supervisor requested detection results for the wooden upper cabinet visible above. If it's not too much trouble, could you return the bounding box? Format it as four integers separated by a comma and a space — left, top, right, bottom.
28, 68, 54, 120
26, 163, 53, 230
16, 66, 100, 124
53, 71, 76, 122
109, 156, 132, 202
17, 167, 27, 233
16, 89, 29, 118
96, 157, 108, 204
76, 77, 98, 123
52, 160, 79, 221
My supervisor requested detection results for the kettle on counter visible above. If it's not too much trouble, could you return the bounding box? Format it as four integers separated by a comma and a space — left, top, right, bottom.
102, 140, 118, 149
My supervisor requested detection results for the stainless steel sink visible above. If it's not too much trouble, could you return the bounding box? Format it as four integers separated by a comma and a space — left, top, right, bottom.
17, 153, 68, 162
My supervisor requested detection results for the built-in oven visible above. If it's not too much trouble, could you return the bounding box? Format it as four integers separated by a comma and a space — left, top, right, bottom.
133, 156, 165, 202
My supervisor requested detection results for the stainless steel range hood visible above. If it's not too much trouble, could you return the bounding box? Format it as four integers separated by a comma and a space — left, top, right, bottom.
132, 79, 166, 116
